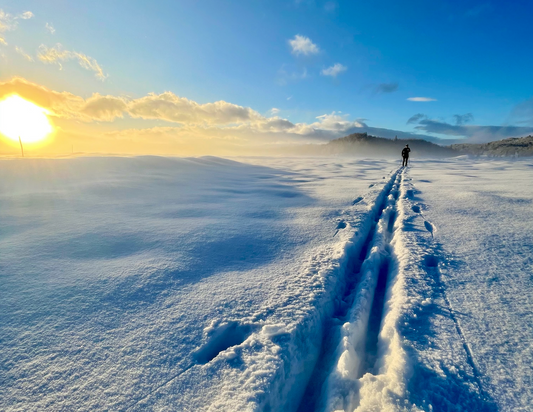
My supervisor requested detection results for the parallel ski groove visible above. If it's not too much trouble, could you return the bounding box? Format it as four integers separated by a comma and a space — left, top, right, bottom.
297, 169, 402, 412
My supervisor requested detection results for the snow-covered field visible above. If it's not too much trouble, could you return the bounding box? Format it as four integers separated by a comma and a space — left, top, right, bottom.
0, 156, 531, 411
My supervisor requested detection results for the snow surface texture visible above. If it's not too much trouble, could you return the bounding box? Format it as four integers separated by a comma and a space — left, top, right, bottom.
1, 156, 532, 411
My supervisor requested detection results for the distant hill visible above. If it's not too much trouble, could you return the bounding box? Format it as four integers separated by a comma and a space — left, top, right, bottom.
264, 132, 533, 158
452, 135, 533, 157
322, 132, 456, 157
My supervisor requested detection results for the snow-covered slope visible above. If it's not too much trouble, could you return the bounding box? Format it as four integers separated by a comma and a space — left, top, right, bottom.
1, 156, 531, 411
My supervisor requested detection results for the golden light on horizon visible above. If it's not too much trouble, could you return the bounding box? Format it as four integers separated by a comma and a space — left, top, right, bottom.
0, 95, 53, 145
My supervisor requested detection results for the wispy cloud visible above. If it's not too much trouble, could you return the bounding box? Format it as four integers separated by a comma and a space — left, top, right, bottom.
375, 82, 398, 93
407, 97, 437, 102
453, 113, 474, 125
45, 22, 55, 34
38, 44, 108, 80
406, 112, 533, 143
406, 113, 427, 124
0, 9, 33, 45
269, 108, 280, 115
0, 9, 33, 31
276, 64, 308, 85
15, 46, 33, 61
288, 35, 319, 56
510, 97, 533, 126
321, 63, 347, 77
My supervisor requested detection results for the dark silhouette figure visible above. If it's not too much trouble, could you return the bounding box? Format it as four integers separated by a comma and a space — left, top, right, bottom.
402, 144, 410, 166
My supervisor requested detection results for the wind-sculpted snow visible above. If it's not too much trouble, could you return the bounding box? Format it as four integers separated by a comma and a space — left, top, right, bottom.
1, 156, 531, 411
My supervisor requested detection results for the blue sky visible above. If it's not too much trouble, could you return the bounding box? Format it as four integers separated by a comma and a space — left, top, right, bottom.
1, 0, 533, 154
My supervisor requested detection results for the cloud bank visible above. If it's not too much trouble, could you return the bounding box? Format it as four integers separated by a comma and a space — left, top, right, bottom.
407, 112, 533, 143
0, 78, 371, 155
2, 78, 533, 155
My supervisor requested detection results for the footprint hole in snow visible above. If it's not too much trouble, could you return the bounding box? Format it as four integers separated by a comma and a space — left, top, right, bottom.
424, 255, 439, 268
424, 221, 435, 235
193, 321, 255, 364
336, 221, 347, 230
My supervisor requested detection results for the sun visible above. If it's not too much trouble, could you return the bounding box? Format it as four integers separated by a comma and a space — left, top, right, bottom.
0, 95, 53, 144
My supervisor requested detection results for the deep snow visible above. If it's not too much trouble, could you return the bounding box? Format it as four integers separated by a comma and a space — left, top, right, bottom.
0, 155, 532, 411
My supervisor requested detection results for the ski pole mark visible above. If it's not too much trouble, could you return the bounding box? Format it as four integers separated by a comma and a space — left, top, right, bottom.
423, 257, 488, 403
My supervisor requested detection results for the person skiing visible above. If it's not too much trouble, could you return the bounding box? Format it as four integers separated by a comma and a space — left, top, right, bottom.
402, 144, 410, 167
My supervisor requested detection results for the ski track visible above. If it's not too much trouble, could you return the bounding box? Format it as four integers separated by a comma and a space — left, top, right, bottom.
297, 169, 402, 411
294, 167, 496, 412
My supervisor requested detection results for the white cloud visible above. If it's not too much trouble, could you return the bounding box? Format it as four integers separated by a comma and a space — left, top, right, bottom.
19, 11, 34, 19
15, 46, 33, 61
45, 23, 55, 34
293, 112, 363, 135
38, 44, 108, 80
321, 63, 347, 77
269, 108, 280, 115
288, 35, 319, 56
407, 97, 437, 102
0, 36, 6, 45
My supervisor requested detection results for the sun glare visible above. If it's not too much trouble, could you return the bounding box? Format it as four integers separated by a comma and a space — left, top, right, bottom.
0, 95, 53, 144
